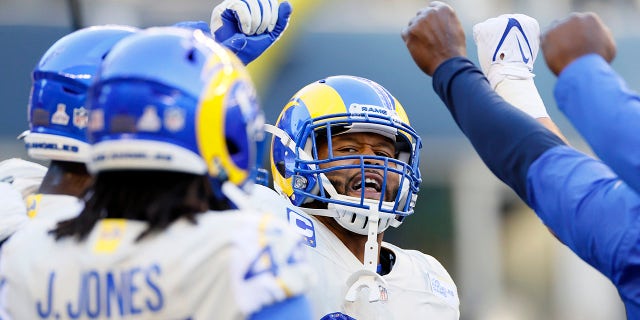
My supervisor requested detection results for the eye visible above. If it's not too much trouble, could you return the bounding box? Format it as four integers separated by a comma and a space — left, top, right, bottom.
336, 147, 358, 154
375, 151, 393, 157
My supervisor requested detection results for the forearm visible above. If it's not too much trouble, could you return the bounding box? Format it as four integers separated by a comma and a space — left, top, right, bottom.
556, 54, 640, 192
535, 117, 568, 144
431, 57, 566, 202
495, 78, 569, 143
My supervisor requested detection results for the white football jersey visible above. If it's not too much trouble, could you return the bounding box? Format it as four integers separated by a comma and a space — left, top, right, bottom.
25, 193, 84, 221
0, 182, 28, 242
0, 210, 313, 320
0, 192, 83, 242
0, 159, 48, 241
251, 185, 460, 319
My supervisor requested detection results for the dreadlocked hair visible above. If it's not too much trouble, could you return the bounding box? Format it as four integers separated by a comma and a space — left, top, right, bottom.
52, 171, 213, 242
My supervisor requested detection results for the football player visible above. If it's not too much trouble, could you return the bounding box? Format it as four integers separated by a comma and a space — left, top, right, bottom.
0, 26, 313, 320
259, 75, 460, 319
0, 0, 292, 237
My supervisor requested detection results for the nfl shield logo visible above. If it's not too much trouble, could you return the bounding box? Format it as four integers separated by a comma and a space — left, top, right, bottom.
73, 107, 88, 129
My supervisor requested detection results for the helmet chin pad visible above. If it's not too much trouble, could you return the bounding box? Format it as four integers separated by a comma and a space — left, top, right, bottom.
323, 168, 412, 235
333, 205, 401, 235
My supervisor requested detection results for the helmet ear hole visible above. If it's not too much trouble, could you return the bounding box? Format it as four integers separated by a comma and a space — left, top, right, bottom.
186, 49, 197, 63
276, 161, 286, 177
62, 86, 81, 95
226, 138, 240, 155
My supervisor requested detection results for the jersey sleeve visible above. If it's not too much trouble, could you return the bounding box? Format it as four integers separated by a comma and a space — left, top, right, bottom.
229, 213, 314, 317
555, 54, 640, 194
527, 146, 640, 286
0, 182, 28, 242
249, 295, 313, 320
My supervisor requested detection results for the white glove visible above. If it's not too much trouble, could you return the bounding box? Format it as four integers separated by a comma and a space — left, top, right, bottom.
211, 0, 280, 36
473, 14, 540, 89
474, 14, 549, 119
0, 158, 47, 199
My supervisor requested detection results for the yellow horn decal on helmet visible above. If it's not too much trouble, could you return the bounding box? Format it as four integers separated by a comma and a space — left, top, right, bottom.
392, 98, 415, 144
270, 154, 293, 196
197, 50, 251, 185
270, 82, 346, 197
393, 97, 410, 125
297, 82, 347, 118
270, 101, 296, 197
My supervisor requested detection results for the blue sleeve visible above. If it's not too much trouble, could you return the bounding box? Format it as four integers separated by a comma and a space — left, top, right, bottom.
431, 57, 566, 202
430, 57, 640, 315
248, 295, 312, 320
527, 146, 640, 312
555, 54, 640, 194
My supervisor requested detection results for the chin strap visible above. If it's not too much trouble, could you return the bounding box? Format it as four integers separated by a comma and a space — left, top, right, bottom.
300, 207, 338, 218
264, 124, 300, 156
344, 208, 388, 302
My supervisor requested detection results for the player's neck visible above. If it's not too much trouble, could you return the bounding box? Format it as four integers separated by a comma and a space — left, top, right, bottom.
315, 215, 383, 264
38, 160, 92, 198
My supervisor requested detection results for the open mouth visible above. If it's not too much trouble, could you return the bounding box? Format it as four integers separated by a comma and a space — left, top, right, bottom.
349, 172, 384, 199
353, 177, 382, 192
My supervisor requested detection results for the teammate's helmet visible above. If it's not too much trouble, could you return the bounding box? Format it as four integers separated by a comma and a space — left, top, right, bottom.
21, 25, 138, 163
270, 75, 422, 235
87, 27, 263, 195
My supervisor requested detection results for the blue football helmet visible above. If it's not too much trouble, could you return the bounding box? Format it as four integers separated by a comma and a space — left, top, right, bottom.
87, 27, 264, 198
269, 75, 422, 235
21, 25, 138, 163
